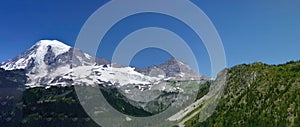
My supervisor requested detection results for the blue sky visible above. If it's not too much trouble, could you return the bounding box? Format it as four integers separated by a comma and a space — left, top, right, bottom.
1, 0, 300, 77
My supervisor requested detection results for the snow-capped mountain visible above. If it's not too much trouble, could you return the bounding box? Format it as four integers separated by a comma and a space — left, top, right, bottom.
1, 40, 98, 87
0, 40, 165, 88
0, 40, 99, 70
1, 40, 207, 88
2, 40, 70, 70
0, 40, 209, 113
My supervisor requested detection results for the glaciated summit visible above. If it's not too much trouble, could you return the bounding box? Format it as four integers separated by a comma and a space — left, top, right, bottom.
0, 40, 95, 87
1, 40, 71, 70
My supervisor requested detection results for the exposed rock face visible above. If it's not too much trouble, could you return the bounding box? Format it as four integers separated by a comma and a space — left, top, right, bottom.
136, 57, 208, 81
95, 57, 111, 65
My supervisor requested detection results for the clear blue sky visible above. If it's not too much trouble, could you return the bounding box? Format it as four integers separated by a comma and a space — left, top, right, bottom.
1, 0, 300, 77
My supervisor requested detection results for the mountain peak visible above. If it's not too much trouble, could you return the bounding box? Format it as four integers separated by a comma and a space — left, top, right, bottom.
30, 40, 71, 60
167, 57, 177, 61
34, 40, 71, 53
35, 40, 67, 46
37, 39, 64, 44
135, 57, 207, 80
164, 57, 185, 65
0, 39, 97, 87
1, 40, 72, 71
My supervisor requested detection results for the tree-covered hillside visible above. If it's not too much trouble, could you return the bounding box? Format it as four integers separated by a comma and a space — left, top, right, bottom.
0, 68, 26, 88
0, 69, 99, 127
185, 61, 300, 127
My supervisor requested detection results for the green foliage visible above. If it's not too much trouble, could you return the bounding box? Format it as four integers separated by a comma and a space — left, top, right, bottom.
0, 68, 26, 87
0, 69, 26, 126
22, 86, 89, 118
186, 61, 300, 127
0, 85, 153, 126
196, 81, 210, 100
100, 86, 153, 117
12, 86, 99, 127
0, 69, 100, 127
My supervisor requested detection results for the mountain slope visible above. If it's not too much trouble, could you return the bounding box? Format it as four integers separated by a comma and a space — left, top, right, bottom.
185, 61, 300, 127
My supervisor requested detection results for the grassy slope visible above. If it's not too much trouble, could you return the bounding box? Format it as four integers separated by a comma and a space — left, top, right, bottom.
185, 61, 300, 127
